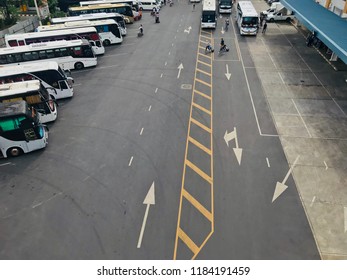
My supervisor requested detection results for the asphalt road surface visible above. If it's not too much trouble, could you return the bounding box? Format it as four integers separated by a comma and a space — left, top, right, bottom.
0, 3, 320, 260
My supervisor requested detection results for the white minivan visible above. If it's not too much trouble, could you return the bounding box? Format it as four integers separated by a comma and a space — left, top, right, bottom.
141, 1, 160, 11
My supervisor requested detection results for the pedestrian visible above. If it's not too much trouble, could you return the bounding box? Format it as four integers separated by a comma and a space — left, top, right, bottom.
262, 22, 267, 34
193, 4, 195, 11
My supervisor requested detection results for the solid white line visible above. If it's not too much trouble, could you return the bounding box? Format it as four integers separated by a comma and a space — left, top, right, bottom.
310, 196, 316, 207
261, 38, 277, 69
292, 99, 312, 138
148, 105, 152, 111
282, 155, 300, 184
140, 127, 144, 135
266, 157, 270, 168
0, 162, 11, 167
278, 72, 285, 84
103, 53, 128, 58
98, 64, 120, 69
160, 73, 163, 78
232, 20, 262, 136
128, 156, 134, 166
155, 88, 158, 93
137, 204, 150, 248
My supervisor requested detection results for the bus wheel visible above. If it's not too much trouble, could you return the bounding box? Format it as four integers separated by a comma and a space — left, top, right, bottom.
74, 62, 84, 70
103, 40, 111, 46
7, 147, 23, 157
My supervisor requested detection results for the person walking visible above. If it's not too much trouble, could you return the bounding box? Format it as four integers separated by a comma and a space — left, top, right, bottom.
262, 22, 268, 34
193, 4, 195, 11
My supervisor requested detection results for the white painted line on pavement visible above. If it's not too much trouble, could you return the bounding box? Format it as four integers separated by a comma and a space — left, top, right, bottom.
310, 196, 316, 207
172, 43, 174, 46
74, 83, 82, 86
292, 99, 312, 138
344, 207, 347, 233
168, 51, 171, 55
98, 64, 120, 69
266, 157, 270, 168
148, 105, 152, 111
104, 53, 128, 58
140, 127, 144, 135
165, 61, 167, 66
83, 176, 90, 182
128, 156, 134, 166
0, 162, 12, 167
324, 161, 328, 170
155, 88, 158, 93
278, 72, 285, 84
160, 73, 163, 78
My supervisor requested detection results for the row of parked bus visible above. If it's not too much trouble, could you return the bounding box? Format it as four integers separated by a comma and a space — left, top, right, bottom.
201, 0, 259, 36
0, 0, 163, 158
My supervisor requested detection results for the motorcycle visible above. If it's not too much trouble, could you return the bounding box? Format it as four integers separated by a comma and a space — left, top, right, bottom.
205, 45, 214, 54
218, 45, 229, 54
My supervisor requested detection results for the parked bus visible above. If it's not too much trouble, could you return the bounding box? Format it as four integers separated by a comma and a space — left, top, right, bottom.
79, 0, 142, 20
5, 27, 105, 56
0, 101, 48, 158
68, 3, 135, 24
50, 13, 127, 36
37, 20, 122, 46
0, 39, 97, 71
236, 1, 259, 35
0, 80, 57, 124
201, 0, 217, 29
219, 0, 232, 13
0, 61, 74, 100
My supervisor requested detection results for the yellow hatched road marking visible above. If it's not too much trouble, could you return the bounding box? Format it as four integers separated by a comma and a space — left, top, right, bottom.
196, 68, 212, 77
188, 136, 211, 155
182, 189, 213, 222
178, 228, 199, 254
200, 34, 211, 39
198, 52, 213, 59
197, 60, 212, 67
194, 89, 211, 100
186, 159, 212, 184
195, 78, 211, 87
201, 30, 211, 35
190, 117, 212, 133
192, 102, 211, 115
199, 39, 211, 44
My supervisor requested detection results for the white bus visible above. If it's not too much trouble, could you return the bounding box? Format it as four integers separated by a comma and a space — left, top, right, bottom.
37, 19, 122, 46
0, 61, 74, 100
79, 0, 143, 20
0, 39, 97, 71
5, 27, 105, 56
50, 13, 127, 36
201, 0, 217, 29
0, 101, 48, 158
0, 80, 58, 124
236, 1, 259, 35
219, 0, 232, 13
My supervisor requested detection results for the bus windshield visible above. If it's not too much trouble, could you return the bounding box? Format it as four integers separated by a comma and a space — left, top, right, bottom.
202, 11, 216, 22
242, 17, 258, 25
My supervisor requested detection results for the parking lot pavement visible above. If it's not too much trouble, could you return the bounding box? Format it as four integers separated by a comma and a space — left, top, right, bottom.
251, 0, 347, 259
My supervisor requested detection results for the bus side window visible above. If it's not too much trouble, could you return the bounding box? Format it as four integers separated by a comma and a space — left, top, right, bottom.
18, 40, 25, 46
6, 55, 15, 63
8, 40, 18, 47
59, 48, 68, 56
54, 49, 62, 57
31, 51, 39, 60
39, 50, 47, 59
0, 55, 7, 64
46, 50, 55, 58
14, 54, 22, 62
23, 52, 33, 61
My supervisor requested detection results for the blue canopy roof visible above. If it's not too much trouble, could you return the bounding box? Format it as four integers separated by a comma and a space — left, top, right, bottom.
281, 0, 347, 64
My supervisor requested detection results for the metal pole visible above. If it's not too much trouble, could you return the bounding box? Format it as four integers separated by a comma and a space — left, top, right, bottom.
33, 0, 42, 26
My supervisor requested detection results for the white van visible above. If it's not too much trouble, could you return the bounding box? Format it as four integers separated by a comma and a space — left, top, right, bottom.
141, 1, 160, 10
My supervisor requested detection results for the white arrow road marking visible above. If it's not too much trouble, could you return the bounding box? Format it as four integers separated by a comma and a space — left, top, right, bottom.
344, 207, 347, 233
224, 127, 243, 165
225, 64, 231, 80
137, 182, 155, 248
272, 155, 300, 203
177, 63, 184, 79
221, 26, 225, 34
184, 26, 192, 34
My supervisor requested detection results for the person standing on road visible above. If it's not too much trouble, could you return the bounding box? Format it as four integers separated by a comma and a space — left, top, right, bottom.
193, 4, 195, 11
262, 22, 268, 34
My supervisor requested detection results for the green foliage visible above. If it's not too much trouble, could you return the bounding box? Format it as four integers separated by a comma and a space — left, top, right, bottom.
0, 0, 19, 29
